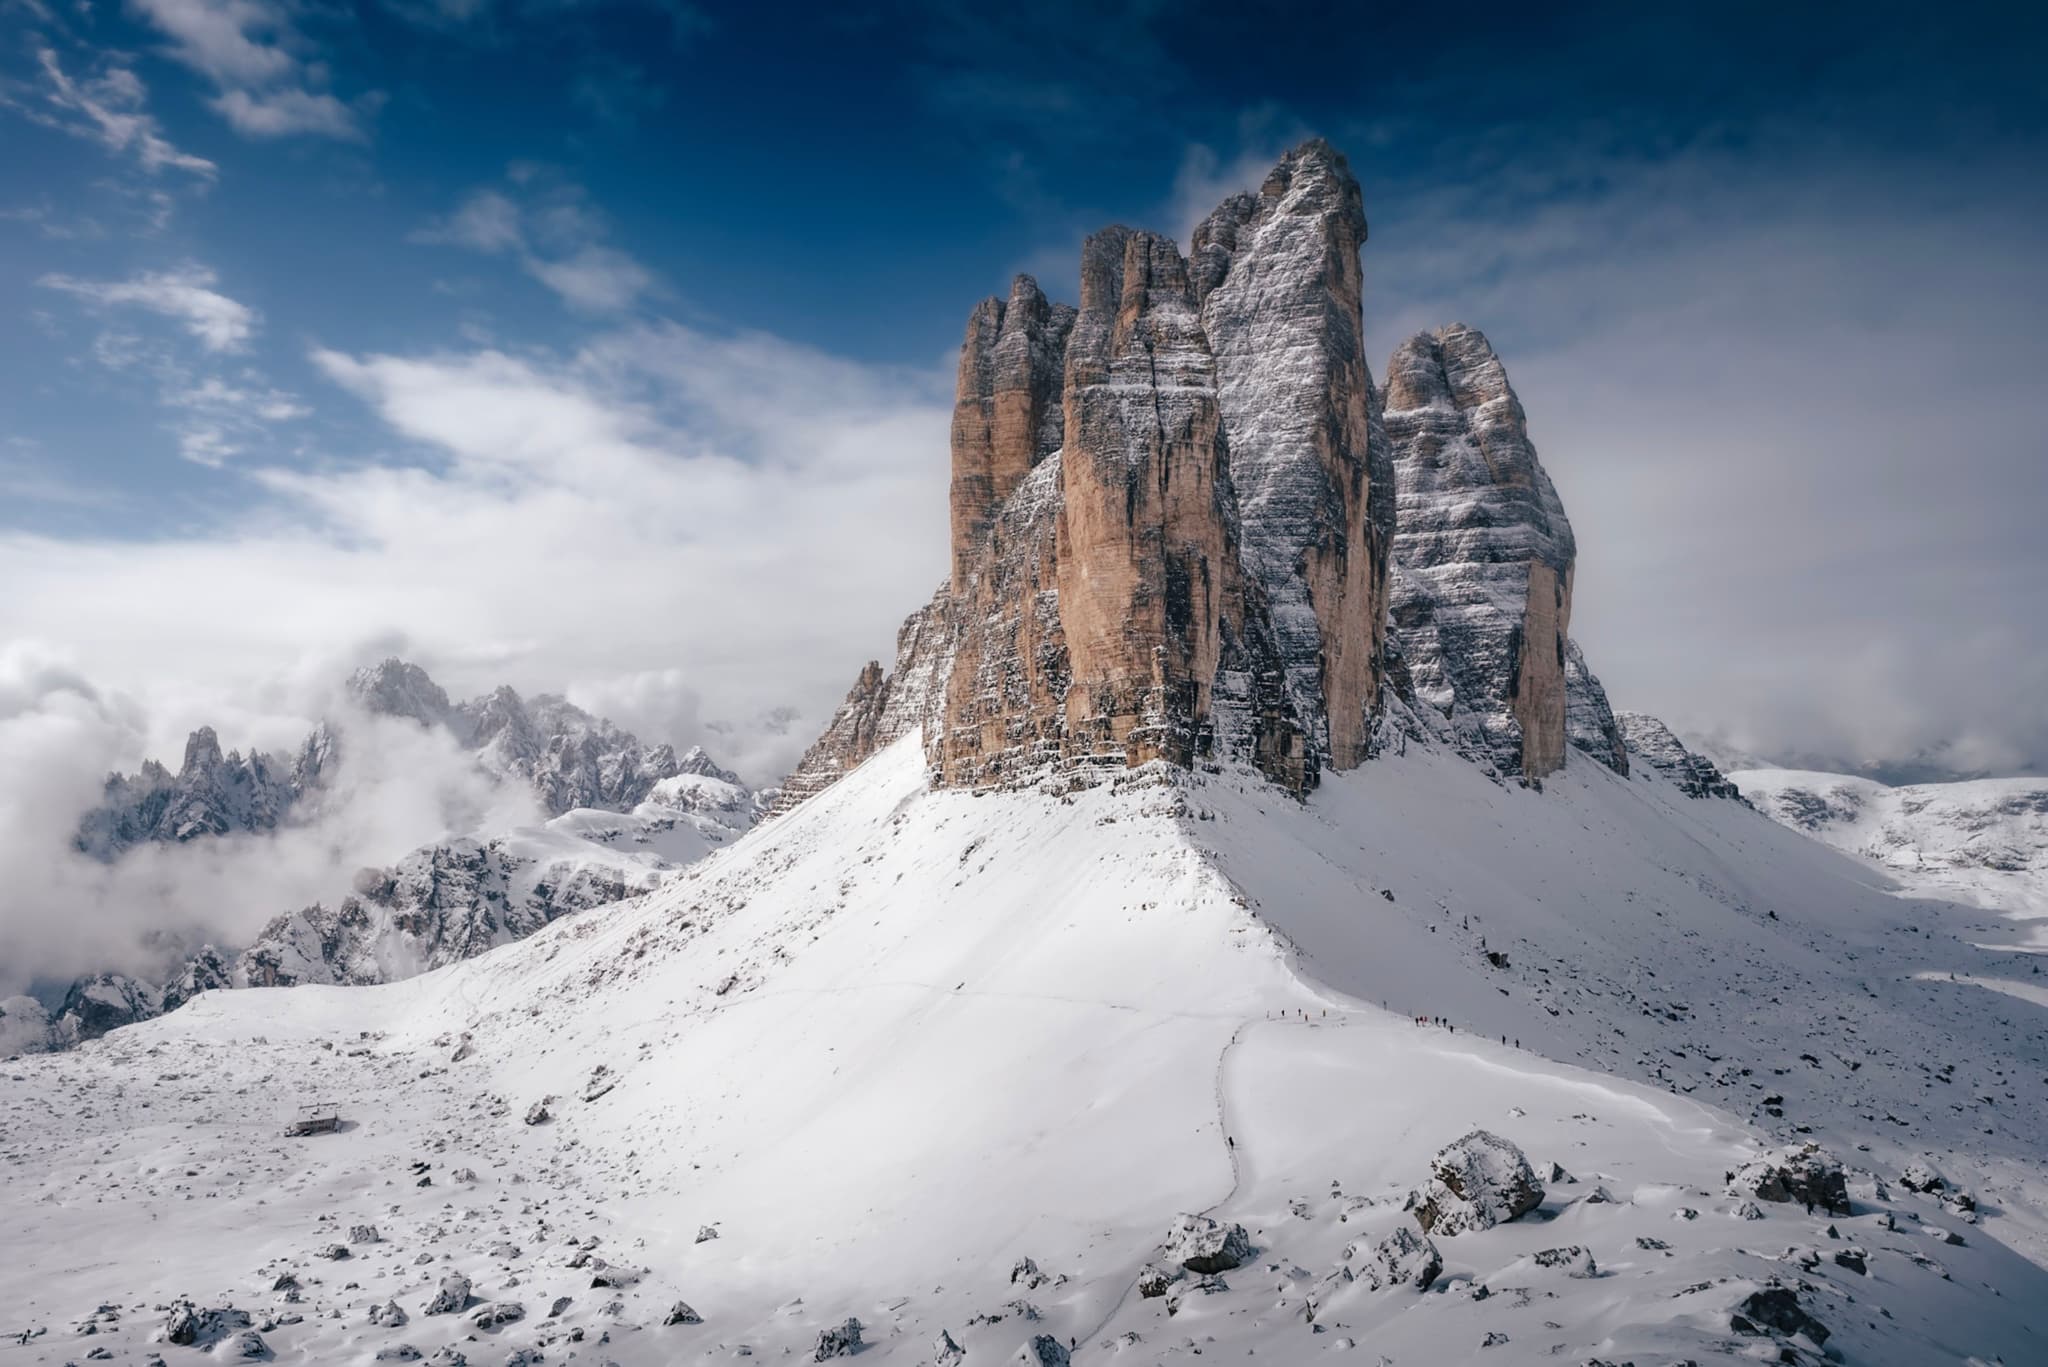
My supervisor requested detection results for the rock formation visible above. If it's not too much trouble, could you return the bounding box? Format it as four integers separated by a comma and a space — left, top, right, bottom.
75, 723, 331, 860
1382, 324, 1595, 781
1617, 712, 1744, 800
783, 139, 1394, 801
778, 141, 1649, 808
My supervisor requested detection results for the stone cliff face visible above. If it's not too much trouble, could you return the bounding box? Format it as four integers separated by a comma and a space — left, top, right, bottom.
1192, 147, 1392, 772
780, 140, 1644, 808
949, 277, 1074, 594
1382, 323, 1618, 781
783, 139, 1389, 803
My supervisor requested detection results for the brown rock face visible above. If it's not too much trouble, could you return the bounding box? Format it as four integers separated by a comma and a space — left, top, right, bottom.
948, 277, 1075, 594
1056, 227, 1235, 770
781, 139, 1400, 805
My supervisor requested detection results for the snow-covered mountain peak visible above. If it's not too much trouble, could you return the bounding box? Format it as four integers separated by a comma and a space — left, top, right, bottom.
346, 656, 456, 730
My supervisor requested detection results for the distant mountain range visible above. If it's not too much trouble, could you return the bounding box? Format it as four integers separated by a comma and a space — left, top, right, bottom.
3, 660, 759, 1054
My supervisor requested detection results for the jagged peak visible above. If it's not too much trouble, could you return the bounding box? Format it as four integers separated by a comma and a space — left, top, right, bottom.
346, 657, 453, 728
180, 726, 224, 775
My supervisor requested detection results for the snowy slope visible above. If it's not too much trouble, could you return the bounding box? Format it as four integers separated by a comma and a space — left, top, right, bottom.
3, 739, 2045, 1365
1733, 767, 2048, 942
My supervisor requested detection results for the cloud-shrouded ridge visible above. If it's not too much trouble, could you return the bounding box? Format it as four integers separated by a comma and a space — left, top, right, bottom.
0, 308, 946, 990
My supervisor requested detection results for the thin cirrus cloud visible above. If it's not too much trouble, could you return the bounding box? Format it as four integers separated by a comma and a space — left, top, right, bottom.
38, 263, 258, 352
21, 47, 218, 179
127, 0, 377, 141
415, 182, 658, 313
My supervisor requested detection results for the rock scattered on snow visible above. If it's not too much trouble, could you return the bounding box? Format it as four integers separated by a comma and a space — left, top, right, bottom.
1136, 1264, 1182, 1299
814, 1318, 863, 1360
1413, 1130, 1544, 1236
468, 1301, 524, 1330
423, 1272, 472, 1315
1014, 1333, 1070, 1366
663, 1300, 702, 1326
1353, 1225, 1442, 1291
1530, 1245, 1598, 1278
1728, 1142, 1849, 1212
367, 1300, 406, 1328
1162, 1214, 1254, 1273
1731, 1284, 1830, 1345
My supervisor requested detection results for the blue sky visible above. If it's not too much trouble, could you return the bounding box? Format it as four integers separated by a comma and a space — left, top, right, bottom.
4, 0, 2047, 782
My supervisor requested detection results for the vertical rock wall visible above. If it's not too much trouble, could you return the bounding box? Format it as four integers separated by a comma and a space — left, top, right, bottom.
1383, 324, 1582, 780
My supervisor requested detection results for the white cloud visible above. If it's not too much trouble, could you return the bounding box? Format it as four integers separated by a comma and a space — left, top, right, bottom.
0, 319, 951, 813
23, 47, 217, 179
524, 244, 655, 313
128, 0, 377, 142
39, 263, 257, 351
0, 640, 546, 996
415, 177, 657, 313
210, 86, 364, 141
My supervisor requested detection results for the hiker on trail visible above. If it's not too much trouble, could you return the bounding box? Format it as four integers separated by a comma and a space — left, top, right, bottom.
1227, 1135, 1236, 1151
1804, 1197, 1815, 1215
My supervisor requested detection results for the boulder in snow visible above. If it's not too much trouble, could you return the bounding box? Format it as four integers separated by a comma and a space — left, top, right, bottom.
664, 1300, 702, 1326
1413, 1131, 1544, 1235
1014, 1334, 1069, 1366
424, 1272, 472, 1315
814, 1318, 863, 1360
1728, 1143, 1848, 1212
1161, 1213, 1253, 1273
1355, 1225, 1442, 1291
1731, 1285, 1830, 1345
469, 1301, 524, 1330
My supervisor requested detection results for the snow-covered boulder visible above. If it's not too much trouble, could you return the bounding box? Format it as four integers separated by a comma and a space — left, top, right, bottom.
814, 1318, 863, 1360
1413, 1130, 1544, 1235
1728, 1143, 1848, 1212
1014, 1334, 1070, 1366
1354, 1225, 1442, 1291
469, 1301, 523, 1330
423, 1272, 472, 1315
1162, 1213, 1253, 1273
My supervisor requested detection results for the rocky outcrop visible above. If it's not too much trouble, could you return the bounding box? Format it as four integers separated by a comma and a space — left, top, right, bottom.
452, 686, 683, 816
770, 590, 955, 810
1618, 712, 1744, 800
75, 724, 331, 860
1563, 640, 1629, 774
49, 973, 161, 1045
783, 139, 1393, 806
1383, 325, 1588, 781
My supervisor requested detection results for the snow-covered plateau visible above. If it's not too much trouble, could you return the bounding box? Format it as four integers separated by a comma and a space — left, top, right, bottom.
5, 736, 2044, 1365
